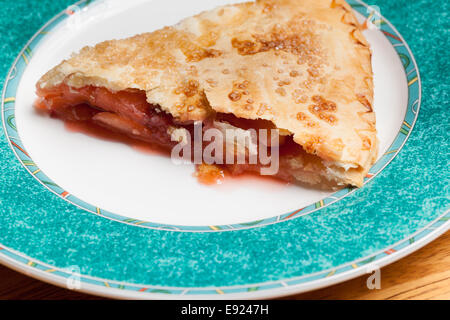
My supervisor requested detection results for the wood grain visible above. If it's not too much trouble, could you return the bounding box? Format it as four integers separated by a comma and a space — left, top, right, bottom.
0, 231, 448, 300
287, 231, 450, 300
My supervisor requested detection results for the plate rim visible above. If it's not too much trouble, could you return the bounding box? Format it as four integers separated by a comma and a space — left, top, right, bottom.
1, 0, 447, 300
0, 210, 448, 299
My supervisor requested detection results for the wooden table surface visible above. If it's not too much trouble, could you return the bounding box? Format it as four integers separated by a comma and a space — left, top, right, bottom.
0, 231, 448, 300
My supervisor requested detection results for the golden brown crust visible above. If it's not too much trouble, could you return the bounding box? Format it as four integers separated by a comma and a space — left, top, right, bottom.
38, 0, 377, 186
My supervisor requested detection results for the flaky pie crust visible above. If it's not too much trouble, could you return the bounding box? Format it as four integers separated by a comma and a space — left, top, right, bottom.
38, 0, 378, 186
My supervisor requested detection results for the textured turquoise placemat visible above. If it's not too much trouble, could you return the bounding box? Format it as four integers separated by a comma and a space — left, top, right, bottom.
0, 0, 448, 289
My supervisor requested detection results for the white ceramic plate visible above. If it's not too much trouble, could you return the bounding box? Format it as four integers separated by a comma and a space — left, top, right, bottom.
15, 0, 406, 228
3, 0, 445, 301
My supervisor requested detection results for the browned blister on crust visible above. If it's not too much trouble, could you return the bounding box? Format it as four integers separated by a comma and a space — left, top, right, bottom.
38, 0, 378, 187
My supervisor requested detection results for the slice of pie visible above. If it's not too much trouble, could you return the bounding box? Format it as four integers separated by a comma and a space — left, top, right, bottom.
35, 0, 378, 187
